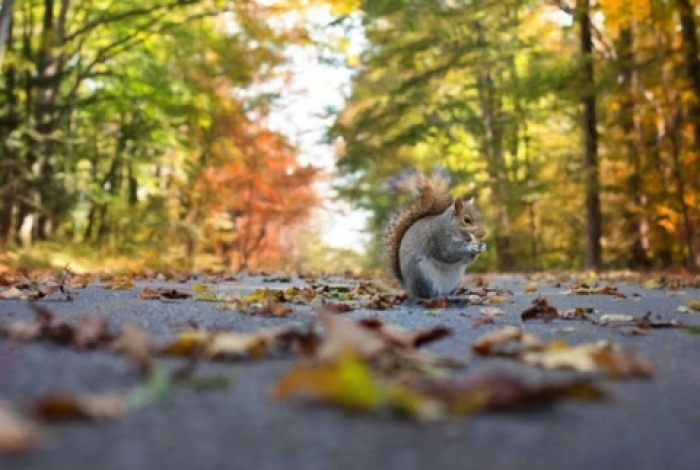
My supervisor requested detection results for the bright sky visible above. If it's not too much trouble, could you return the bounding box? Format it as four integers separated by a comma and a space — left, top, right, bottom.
264, 6, 371, 252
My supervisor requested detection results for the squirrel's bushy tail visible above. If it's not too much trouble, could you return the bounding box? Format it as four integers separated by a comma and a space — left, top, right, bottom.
383, 168, 453, 283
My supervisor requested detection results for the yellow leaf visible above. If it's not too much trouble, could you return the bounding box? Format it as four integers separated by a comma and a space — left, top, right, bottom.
271, 356, 383, 411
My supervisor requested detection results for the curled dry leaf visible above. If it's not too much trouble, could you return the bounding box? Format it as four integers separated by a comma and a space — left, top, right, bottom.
598, 314, 635, 324
419, 297, 450, 309
0, 401, 42, 454
139, 287, 191, 300
472, 326, 543, 356
411, 370, 605, 416
520, 340, 654, 379
559, 307, 591, 320
32, 393, 127, 422
161, 327, 296, 360
480, 307, 505, 316
101, 279, 135, 290
1, 305, 114, 349
315, 312, 387, 362
677, 298, 700, 313
110, 323, 155, 374
0, 286, 30, 300
571, 285, 627, 299
357, 317, 451, 349
521, 297, 558, 322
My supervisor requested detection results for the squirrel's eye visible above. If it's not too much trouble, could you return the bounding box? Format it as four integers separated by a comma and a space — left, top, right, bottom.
463, 216, 472, 224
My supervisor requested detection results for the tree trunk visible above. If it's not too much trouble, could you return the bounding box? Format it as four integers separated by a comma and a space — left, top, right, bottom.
474, 19, 514, 271
616, 23, 649, 268
578, 0, 602, 270
675, 0, 700, 268
0, 0, 15, 68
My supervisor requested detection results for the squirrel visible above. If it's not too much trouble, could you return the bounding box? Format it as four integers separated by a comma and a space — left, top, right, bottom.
383, 168, 487, 299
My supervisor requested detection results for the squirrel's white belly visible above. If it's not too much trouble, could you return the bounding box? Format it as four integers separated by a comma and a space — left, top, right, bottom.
413, 257, 464, 297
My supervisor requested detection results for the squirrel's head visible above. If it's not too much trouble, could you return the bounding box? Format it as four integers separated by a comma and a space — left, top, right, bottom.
451, 197, 486, 241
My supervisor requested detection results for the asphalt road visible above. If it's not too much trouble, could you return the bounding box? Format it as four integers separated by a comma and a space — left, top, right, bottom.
1, 274, 700, 470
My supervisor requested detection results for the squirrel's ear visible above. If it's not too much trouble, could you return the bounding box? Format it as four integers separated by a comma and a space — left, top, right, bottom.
452, 198, 463, 216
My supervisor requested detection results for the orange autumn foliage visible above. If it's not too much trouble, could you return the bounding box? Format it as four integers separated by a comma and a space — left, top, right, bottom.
194, 119, 320, 271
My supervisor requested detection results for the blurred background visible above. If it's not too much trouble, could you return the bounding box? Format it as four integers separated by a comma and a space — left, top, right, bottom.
0, 0, 698, 274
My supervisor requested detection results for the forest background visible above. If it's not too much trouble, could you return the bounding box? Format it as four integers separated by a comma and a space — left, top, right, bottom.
0, 0, 699, 275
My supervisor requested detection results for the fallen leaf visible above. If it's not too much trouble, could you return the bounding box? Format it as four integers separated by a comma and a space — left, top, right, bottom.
102, 279, 134, 290
523, 284, 538, 293
161, 328, 291, 360
411, 370, 605, 415
598, 314, 634, 323
357, 317, 451, 349
472, 326, 543, 356
572, 285, 627, 299
420, 297, 450, 309
685, 298, 700, 312
0, 287, 27, 300
480, 307, 505, 316
157, 288, 192, 300
559, 307, 591, 320
315, 312, 387, 362
472, 316, 495, 328
272, 356, 384, 411
139, 287, 161, 300
33, 393, 127, 421
110, 323, 154, 374
520, 340, 654, 379
0, 401, 42, 454
521, 297, 558, 322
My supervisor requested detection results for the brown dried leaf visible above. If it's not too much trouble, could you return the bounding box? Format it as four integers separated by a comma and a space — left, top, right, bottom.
412, 370, 605, 415
520, 340, 654, 379
0, 401, 42, 454
32, 393, 127, 421
521, 297, 558, 322
110, 324, 154, 374
139, 287, 161, 300
472, 326, 543, 356
161, 327, 291, 360
0, 287, 27, 300
320, 301, 355, 314
357, 317, 451, 349
572, 285, 627, 299
157, 288, 192, 300
315, 312, 387, 362
419, 297, 450, 309
102, 279, 134, 290
72, 315, 111, 349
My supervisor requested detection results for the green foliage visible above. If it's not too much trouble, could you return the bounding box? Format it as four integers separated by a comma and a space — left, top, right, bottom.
331, 0, 700, 271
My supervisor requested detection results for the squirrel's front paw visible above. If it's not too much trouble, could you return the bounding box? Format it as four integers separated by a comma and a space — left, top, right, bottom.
468, 241, 487, 254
